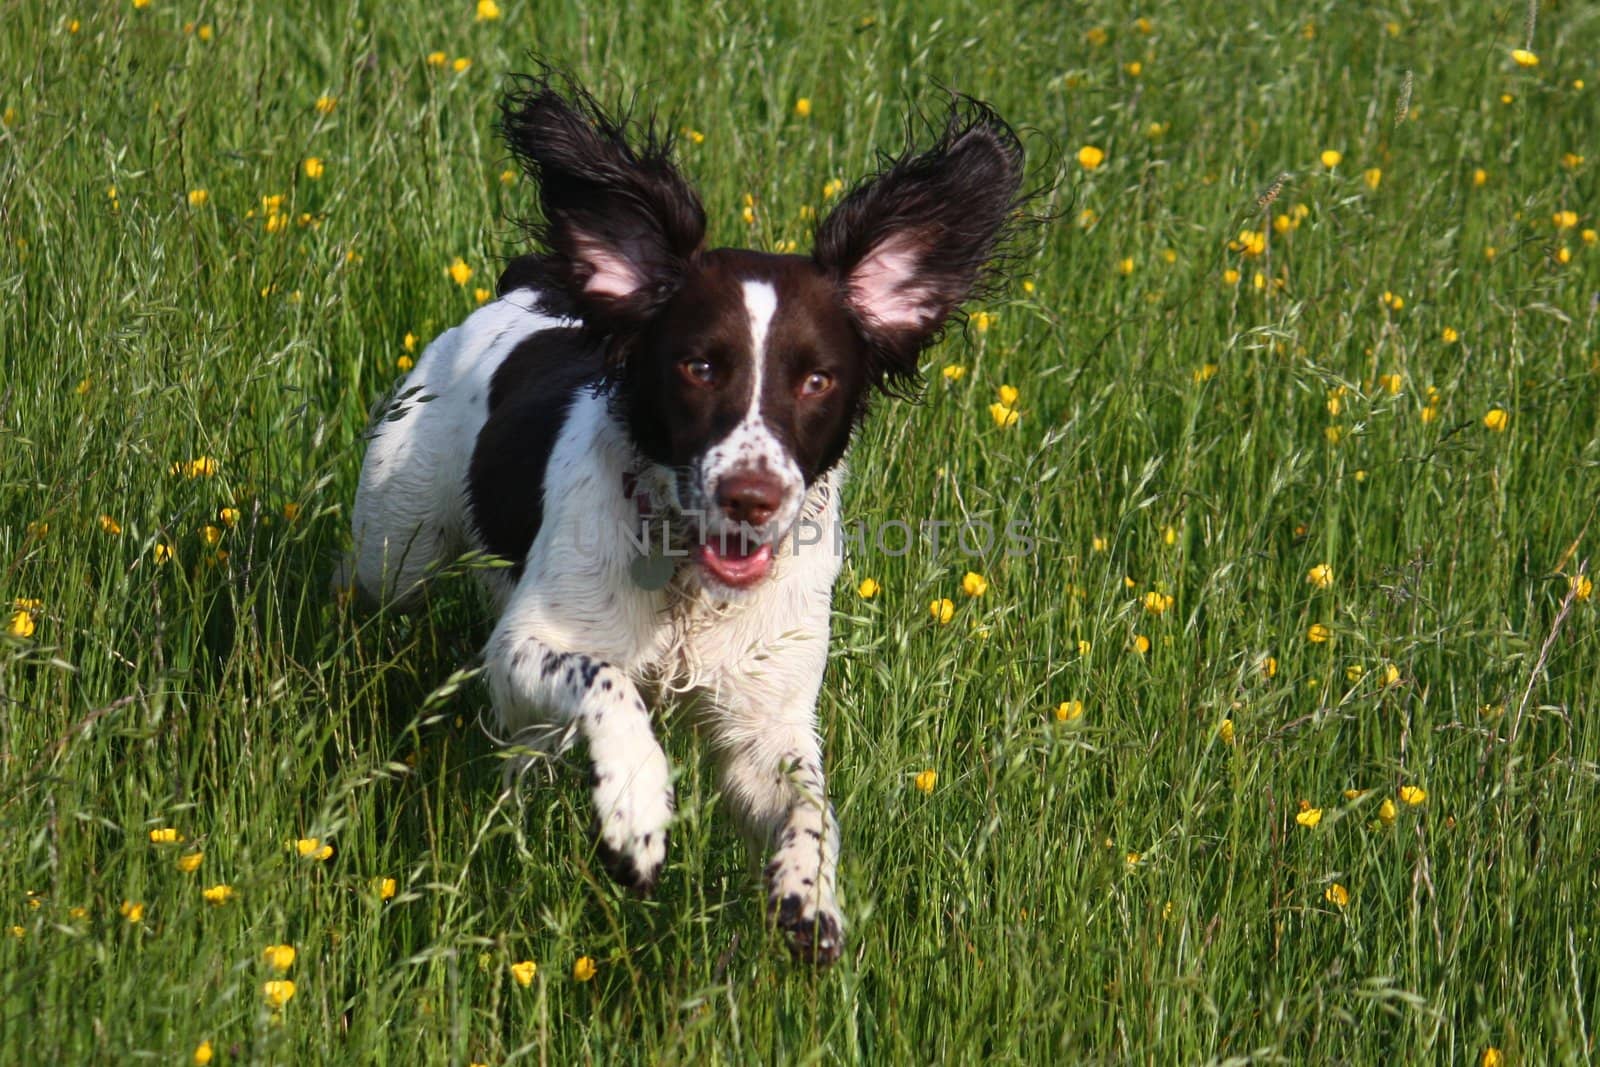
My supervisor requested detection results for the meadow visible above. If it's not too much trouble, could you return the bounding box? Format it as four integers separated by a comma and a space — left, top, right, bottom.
3, 0, 1599, 1062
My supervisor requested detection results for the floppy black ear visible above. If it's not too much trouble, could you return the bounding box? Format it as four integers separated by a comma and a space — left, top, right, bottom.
813, 99, 1026, 391
499, 71, 705, 331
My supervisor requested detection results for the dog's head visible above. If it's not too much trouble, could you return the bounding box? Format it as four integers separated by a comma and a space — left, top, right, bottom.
500, 73, 1027, 594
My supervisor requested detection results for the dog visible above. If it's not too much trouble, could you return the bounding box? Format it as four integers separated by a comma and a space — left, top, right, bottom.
349, 70, 1027, 964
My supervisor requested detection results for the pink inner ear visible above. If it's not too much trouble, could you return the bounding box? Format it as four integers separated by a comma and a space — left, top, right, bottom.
574, 235, 645, 299
848, 233, 939, 331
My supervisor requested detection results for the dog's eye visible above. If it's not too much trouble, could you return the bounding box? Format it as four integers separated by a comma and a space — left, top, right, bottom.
679, 358, 716, 386
799, 371, 834, 397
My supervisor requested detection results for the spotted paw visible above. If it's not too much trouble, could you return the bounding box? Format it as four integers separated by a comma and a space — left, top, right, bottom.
589, 747, 673, 893
771, 892, 844, 966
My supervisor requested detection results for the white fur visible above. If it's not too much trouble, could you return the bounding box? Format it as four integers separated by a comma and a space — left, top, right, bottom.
351, 285, 845, 957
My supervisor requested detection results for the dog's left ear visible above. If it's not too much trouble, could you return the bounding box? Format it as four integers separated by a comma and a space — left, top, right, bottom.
500, 72, 706, 332
814, 100, 1026, 391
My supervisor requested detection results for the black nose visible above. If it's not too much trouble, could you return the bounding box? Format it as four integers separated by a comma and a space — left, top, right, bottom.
716, 473, 783, 527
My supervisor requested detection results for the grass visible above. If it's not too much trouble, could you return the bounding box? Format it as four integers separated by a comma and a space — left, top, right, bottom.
3, 0, 1598, 1062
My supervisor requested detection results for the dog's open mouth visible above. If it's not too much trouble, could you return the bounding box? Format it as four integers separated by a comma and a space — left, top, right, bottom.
694, 533, 774, 589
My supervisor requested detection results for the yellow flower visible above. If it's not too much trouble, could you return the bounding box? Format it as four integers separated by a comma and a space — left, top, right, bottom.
197, 24, 212, 41
1055, 700, 1084, 723
573, 956, 598, 981
153, 542, 174, 565
1441, 326, 1459, 344
177, 851, 204, 873
1482, 1048, 1504, 1067
992, 384, 1019, 409
218, 507, 240, 528
1117, 256, 1135, 276
941, 364, 966, 382
1124, 851, 1141, 868
1223, 268, 1240, 286
1511, 48, 1539, 68
1381, 290, 1405, 311
1325, 883, 1350, 907
262, 980, 296, 1009
1561, 152, 1584, 170
315, 95, 337, 115
1307, 563, 1334, 589
1233, 229, 1266, 257
1378, 797, 1397, 826
426, 50, 448, 68
856, 578, 880, 599
1571, 574, 1593, 601
1192, 363, 1219, 383
1345, 663, 1365, 682
929, 598, 955, 625
1483, 408, 1509, 432
397, 355, 415, 373
474, 287, 492, 305
119, 900, 145, 923
1473, 167, 1488, 187
403, 331, 417, 353
988, 402, 1020, 428
960, 572, 989, 598
1295, 806, 1323, 828
1134, 16, 1153, 33
1399, 785, 1427, 806
149, 827, 183, 844
1133, 634, 1151, 655
132, 0, 150, 9
1584, 229, 1598, 246
510, 960, 537, 987
202, 884, 234, 905
447, 257, 473, 286
1363, 167, 1382, 190
1123, 60, 1142, 77
373, 876, 398, 900
972, 310, 996, 333
282, 502, 302, 523
822, 177, 844, 200
1218, 718, 1235, 744
1077, 638, 1091, 655
1077, 145, 1105, 170
1142, 590, 1174, 614
1380, 663, 1402, 686
7, 610, 34, 639
1262, 656, 1278, 678
263, 944, 297, 972
303, 157, 325, 180
193, 1040, 214, 1066
1320, 149, 1343, 168
476, 0, 501, 19
187, 189, 209, 208
295, 837, 333, 861
794, 97, 811, 118
1556, 246, 1572, 265
452, 57, 472, 73
1307, 623, 1332, 644
200, 525, 222, 547
1554, 209, 1579, 230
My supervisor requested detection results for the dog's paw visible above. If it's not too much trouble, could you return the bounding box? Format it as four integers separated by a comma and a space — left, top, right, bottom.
770, 890, 844, 966
589, 746, 673, 893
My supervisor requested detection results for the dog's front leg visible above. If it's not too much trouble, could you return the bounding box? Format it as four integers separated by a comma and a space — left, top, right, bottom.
709, 661, 844, 964
487, 628, 672, 893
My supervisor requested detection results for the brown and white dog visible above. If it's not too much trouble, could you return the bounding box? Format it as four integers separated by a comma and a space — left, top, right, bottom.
349, 70, 1026, 963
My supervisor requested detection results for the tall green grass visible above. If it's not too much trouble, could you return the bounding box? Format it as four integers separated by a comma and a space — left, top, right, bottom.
2, 1, 1597, 1062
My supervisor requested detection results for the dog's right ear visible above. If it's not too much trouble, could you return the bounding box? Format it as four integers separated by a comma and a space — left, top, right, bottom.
500, 73, 705, 331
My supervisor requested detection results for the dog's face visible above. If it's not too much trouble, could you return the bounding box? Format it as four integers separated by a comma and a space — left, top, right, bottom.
499, 74, 1025, 592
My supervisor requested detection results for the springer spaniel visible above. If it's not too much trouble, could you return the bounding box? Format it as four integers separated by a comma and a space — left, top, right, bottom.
349, 70, 1027, 964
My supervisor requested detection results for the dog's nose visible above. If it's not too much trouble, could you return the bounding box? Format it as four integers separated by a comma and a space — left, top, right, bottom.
715, 473, 783, 527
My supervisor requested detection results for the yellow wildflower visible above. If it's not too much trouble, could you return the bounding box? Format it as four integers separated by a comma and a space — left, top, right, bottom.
295, 837, 333, 861
1380, 663, 1402, 686
1570, 574, 1593, 601
1193, 363, 1219, 383
452, 57, 472, 73
1076, 639, 1091, 655
149, 827, 183, 844
186, 188, 209, 208
988, 402, 1020, 428
942, 364, 966, 382
397, 355, 414, 373
282, 503, 302, 522
202, 884, 234, 905
1325, 883, 1350, 907
1399, 785, 1427, 806
262, 980, 296, 1009
1554, 209, 1578, 230
303, 157, 324, 181
1223, 268, 1240, 286
1307, 563, 1333, 589
201, 525, 222, 547
1055, 700, 1084, 723
822, 177, 844, 199
510, 960, 537, 987
961, 572, 988, 597
1142, 590, 1174, 614
929, 598, 955, 625
1363, 168, 1382, 190
996, 384, 1019, 407
794, 97, 811, 118
1218, 718, 1235, 744
374, 877, 398, 900
1233, 229, 1266, 257
1377, 797, 1398, 825
448, 257, 473, 286
219, 507, 240, 528
1117, 256, 1135, 276
153, 542, 174, 565
1307, 623, 1332, 643
1483, 408, 1509, 432
1085, 26, 1108, 46
1133, 634, 1151, 654
7, 610, 34, 639
120, 900, 145, 923
857, 578, 881, 599
1511, 48, 1539, 68
475, 287, 492, 305
193, 1041, 214, 1066
263, 944, 297, 972
315, 95, 337, 115
1482, 1049, 1504, 1067
972, 310, 996, 333
1296, 806, 1323, 828
1077, 145, 1105, 170
426, 51, 447, 68
177, 851, 204, 873
476, 0, 501, 19
573, 956, 598, 981
1320, 149, 1342, 168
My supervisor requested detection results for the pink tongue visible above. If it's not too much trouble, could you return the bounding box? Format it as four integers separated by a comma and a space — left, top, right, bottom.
695, 539, 774, 588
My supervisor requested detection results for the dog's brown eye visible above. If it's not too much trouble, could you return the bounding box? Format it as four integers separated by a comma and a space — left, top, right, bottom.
799, 371, 834, 397
680, 358, 716, 386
